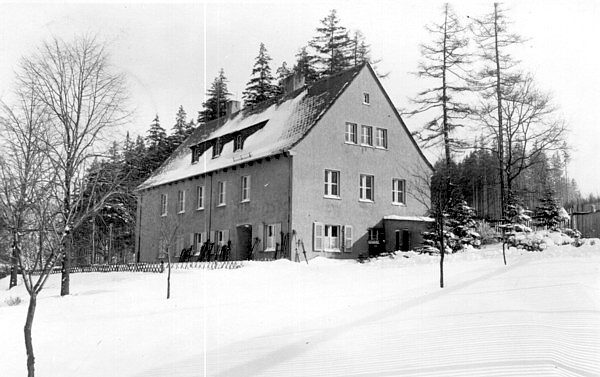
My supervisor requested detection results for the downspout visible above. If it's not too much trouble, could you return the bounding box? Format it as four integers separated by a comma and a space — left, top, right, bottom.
207, 173, 213, 241
287, 152, 293, 261
136, 194, 142, 262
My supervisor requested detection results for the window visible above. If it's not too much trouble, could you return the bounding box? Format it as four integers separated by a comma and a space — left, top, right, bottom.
375, 128, 388, 149
363, 92, 370, 104
160, 194, 168, 216
196, 186, 204, 210
266, 224, 276, 251
234, 134, 244, 152
313, 223, 353, 252
360, 174, 374, 201
194, 232, 206, 251
241, 175, 250, 202
392, 179, 406, 205
215, 229, 229, 247
324, 170, 340, 197
368, 228, 380, 242
177, 190, 185, 213
217, 181, 226, 206
324, 225, 341, 251
212, 138, 222, 158
345, 122, 357, 144
361, 125, 373, 146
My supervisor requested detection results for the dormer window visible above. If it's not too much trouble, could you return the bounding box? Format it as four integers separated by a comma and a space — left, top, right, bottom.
234, 134, 244, 152
212, 138, 222, 158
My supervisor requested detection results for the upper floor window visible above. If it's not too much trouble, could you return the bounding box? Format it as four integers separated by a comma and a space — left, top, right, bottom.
241, 175, 251, 202
345, 122, 357, 144
160, 194, 168, 216
212, 138, 222, 158
196, 185, 204, 210
363, 92, 370, 105
375, 128, 388, 149
324, 169, 340, 198
217, 181, 226, 206
361, 125, 373, 146
392, 179, 406, 205
177, 190, 185, 214
234, 134, 244, 152
360, 174, 374, 202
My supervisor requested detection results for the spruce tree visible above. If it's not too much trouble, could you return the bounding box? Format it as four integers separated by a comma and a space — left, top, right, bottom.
275, 61, 292, 95
146, 115, 167, 148
536, 190, 561, 230
172, 105, 192, 144
198, 69, 231, 124
309, 9, 353, 75
293, 46, 319, 84
242, 43, 278, 108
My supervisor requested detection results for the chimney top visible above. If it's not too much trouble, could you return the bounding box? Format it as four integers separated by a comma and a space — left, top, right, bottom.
226, 100, 241, 117
282, 73, 305, 94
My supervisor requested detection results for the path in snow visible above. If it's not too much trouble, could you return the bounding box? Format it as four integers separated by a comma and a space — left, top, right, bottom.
137, 253, 600, 377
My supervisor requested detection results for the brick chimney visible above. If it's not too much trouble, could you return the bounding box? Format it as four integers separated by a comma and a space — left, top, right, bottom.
226, 100, 241, 117
282, 72, 305, 94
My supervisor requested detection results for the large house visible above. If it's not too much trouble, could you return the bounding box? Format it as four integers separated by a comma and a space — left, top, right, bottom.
135, 63, 433, 262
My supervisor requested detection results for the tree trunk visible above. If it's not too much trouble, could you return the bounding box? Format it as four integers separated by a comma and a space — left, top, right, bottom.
9, 232, 19, 289
494, 3, 506, 223
166, 253, 171, 299
24, 293, 37, 377
439, 216, 445, 288
60, 247, 70, 296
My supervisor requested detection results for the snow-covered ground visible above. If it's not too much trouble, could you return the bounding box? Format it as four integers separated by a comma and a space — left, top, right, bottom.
1, 241, 599, 376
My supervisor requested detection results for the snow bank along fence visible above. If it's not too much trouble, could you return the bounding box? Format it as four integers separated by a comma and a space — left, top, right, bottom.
33, 261, 244, 275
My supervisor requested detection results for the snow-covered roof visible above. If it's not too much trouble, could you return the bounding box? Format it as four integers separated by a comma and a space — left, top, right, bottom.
137, 65, 364, 191
383, 215, 435, 222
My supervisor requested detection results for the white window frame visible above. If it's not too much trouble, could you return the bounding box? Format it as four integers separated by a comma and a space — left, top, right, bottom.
345, 122, 357, 144
265, 224, 276, 251
212, 138, 221, 158
375, 128, 388, 149
359, 174, 374, 202
363, 92, 370, 105
392, 178, 406, 205
196, 185, 204, 210
160, 194, 168, 217
361, 125, 373, 146
217, 181, 226, 206
323, 225, 341, 252
177, 190, 185, 214
241, 175, 250, 202
324, 169, 340, 198
234, 134, 243, 152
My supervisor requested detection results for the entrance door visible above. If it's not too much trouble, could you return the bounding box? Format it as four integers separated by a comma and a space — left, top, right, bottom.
401, 229, 411, 252
236, 225, 253, 260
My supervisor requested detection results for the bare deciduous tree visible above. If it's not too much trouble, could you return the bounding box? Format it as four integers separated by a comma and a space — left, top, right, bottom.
17, 35, 129, 296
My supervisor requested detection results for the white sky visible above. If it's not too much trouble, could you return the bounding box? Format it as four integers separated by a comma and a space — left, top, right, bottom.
0, 0, 598, 195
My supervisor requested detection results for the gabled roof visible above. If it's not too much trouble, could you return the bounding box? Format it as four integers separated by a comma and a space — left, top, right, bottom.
137, 65, 364, 191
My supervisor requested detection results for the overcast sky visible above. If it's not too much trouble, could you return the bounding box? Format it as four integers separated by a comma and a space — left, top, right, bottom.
0, 0, 598, 195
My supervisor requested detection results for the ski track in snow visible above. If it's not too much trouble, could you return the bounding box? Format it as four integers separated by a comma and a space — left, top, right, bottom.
135, 254, 600, 377
2, 245, 599, 377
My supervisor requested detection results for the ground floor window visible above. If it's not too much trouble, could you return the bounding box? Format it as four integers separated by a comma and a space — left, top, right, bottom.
314, 222, 353, 253
264, 223, 281, 251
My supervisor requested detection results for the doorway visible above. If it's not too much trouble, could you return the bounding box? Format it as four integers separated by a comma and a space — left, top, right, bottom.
236, 225, 253, 260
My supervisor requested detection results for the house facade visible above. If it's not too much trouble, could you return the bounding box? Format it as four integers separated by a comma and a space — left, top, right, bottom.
135, 64, 433, 262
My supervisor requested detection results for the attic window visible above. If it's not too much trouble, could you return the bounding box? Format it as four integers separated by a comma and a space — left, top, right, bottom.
363, 92, 370, 105
234, 134, 244, 152
212, 138, 222, 158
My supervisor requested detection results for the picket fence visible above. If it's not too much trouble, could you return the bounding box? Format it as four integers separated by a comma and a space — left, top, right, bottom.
33, 260, 244, 275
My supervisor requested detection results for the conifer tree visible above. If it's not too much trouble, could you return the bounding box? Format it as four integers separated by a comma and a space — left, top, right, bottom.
242, 43, 278, 108
275, 61, 292, 95
172, 105, 192, 144
309, 9, 353, 75
146, 115, 167, 149
410, 3, 471, 167
293, 46, 319, 84
198, 69, 231, 124
536, 190, 562, 230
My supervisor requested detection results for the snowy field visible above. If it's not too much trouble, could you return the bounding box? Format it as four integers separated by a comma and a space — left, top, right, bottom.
1, 241, 599, 376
